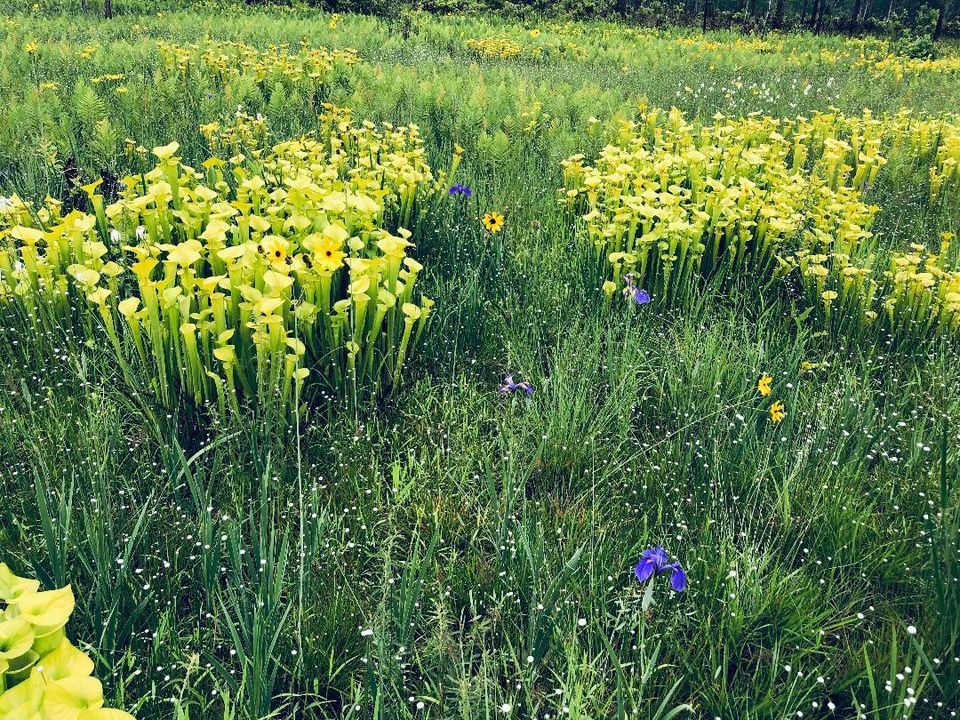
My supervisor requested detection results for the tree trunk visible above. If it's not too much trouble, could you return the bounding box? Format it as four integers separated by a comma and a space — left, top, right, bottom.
702, 0, 709, 31
104, 0, 112, 18
773, 0, 786, 25
886, 0, 894, 21
850, 0, 862, 29
934, 0, 947, 38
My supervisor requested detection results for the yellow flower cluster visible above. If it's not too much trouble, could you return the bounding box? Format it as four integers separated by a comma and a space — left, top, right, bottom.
563, 107, 960, 339
930, 133, 960, 204
564, 108, 883, 304
156, 39, 358, 85
758, 374, 786, 423
0, 564, 133, 719
200, 111, 270, 156
866, 53, 960, 79
673, 35, 775, 54
482, 25, 960, 83
477, 25, 588, 62
884, 238, 960, 338
786, 237, 960, 339
465, 37, 523, 59
89, 73, 126, 85
0, 110, 439, 412
657, 35, 960, 80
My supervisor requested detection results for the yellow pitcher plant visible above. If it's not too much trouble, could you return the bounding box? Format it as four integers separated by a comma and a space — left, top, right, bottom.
0, 110, 440, 414
562, 107, 960, 340
0, 563, 135, 719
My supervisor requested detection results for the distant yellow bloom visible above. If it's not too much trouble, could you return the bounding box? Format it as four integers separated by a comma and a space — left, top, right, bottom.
482, 211, 505, 234
757, 374, 772, 397
529, 28, 541, 37
769, 400, 786, 424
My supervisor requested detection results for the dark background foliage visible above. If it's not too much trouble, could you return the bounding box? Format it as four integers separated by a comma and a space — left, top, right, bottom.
25, 0, 960, 43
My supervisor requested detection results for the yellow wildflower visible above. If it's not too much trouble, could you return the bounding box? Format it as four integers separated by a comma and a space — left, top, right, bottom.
482, 211, 505, 234
758, 374, 772, 397
769, 400, 786, 424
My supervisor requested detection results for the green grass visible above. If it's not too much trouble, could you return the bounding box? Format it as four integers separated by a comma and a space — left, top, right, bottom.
1, 4, 959, 719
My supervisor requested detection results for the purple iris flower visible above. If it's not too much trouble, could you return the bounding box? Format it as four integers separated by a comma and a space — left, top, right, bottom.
449, 183, 472, 197
622, 273, 651, 306
498, 374, 534, 396
634, 546, 687, 592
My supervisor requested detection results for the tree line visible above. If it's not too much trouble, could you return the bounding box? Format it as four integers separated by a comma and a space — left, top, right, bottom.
89, 0, 959, 40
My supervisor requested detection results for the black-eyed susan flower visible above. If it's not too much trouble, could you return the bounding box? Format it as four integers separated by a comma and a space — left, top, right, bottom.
304, 228, 348, 273
758, 373, 772, 397
769, 400, 786, 424
482, 211, 505, 233
260, 235, 290, 265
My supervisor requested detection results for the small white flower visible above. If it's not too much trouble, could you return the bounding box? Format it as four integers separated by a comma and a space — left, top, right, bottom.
499, 703, 512, 714
136, 225, 147, 240
360, 628, 373, 637
110, 229, 121, 243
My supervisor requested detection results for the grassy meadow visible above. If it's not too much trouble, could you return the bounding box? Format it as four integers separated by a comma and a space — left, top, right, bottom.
1, 4, 959, 719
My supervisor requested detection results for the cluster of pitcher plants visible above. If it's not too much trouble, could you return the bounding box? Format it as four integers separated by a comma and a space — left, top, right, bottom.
0, 108, 445, 414
565, 107, 960, 340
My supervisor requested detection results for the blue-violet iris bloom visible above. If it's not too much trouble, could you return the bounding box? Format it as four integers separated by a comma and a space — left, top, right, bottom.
623, 273, 651, 305
634, 546, 687, 592
498, 374, 534, 396
449, 183, 472, 197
